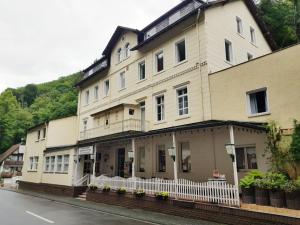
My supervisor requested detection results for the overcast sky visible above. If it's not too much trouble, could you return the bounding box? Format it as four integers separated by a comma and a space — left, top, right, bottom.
0, 0, 180, 93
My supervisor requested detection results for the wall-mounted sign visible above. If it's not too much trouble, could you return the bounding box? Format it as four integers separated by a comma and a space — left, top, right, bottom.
78, 146, 94, 155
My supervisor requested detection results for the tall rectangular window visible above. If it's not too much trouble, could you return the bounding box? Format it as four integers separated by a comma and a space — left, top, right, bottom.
250, 27, 256, 44
42, 128, 46, 139
236, 17, 243, 34
247, 89, 268, 115
175, 39, 186, 63
85, 90, 89, 105
104, 80, 109, 96
63, 155, 69, 173
138, 147, 145, 172
37, 130, 41, 141
94, 85, 99, 100
225, 39, 233, 62
177, 87, 188, 116
157, 145, 166, 172
236, 147, 258, 170
30, 156, 39, 171
180, 142, 191, 172
155, 51, 164, 72
156, 95, 165, 121
56, 155, 62, 172
45, 157, 50, 172
50, 156, 55, 172
119, 72, 126, 89
138, 61, 146, 80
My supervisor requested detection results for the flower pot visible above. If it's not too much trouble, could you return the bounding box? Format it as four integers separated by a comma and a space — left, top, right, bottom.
285, 190, 300, 210
255, 188, 270, 206
269, 189, 286, 208
241, 187, 255, 204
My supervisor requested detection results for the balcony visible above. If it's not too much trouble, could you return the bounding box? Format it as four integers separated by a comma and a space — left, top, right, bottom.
4, 160, 23, 166
80, 119, 149, 140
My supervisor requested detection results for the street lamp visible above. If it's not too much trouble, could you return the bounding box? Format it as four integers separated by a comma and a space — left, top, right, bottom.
128, 150, 134, 161
168, 147, 176, 161
225, 143, 235, 162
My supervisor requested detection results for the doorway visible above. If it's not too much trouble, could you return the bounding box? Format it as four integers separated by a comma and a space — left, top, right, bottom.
117, 148, 125, 177
83, 155, 93, 176
140, 102, 146, 131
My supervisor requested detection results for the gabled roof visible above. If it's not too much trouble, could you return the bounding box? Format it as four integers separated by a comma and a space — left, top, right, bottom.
102, 26, 141, 56
0, 144, 20, 163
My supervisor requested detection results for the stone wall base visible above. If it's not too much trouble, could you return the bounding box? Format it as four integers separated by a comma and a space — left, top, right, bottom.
19, 181, 86, 197
87, 191, 299, 225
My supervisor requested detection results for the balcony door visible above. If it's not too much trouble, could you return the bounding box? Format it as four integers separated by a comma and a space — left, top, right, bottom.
117, 148, 125, 177
140, 102, 146, 131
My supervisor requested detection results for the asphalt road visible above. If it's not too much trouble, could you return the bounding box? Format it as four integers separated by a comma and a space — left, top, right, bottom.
0, 190, 158, 225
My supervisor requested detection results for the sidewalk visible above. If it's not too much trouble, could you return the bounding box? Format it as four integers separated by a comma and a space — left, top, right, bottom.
1, 188, 222, 225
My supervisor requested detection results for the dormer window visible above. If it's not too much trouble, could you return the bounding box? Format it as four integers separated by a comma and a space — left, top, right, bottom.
117, 48, 122, 63
124, 43, 130, 58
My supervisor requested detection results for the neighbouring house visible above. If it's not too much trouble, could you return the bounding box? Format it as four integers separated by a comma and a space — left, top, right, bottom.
0, 144, 25, 178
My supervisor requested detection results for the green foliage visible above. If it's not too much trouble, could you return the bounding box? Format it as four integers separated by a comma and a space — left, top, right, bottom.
102, 185, 111, 192
134, 189, 146, 198
88, 184, 98, 191
282, 180, 297, 192
290, 120, 300, 162
0, 72, 82, 154
258, 0, 299, 48
240, 170, 265, 189
117, 187, 126, 195
255, 172, 288, 190
155, 192, 169, 201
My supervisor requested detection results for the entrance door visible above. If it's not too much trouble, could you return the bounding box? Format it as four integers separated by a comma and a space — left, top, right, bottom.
140, 102, 146, 131
117, 148, 125, 177
83, 155, 92, 176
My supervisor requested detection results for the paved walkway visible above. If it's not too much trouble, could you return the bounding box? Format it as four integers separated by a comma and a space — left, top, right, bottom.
1, 188, 224, 225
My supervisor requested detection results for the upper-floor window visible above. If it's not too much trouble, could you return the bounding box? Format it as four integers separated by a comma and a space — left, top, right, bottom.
83, 119, 88, 131
180, 142, 191, 172
236, 17, 243, 34
225, 39, 233, 63
247, 88, 268, 115
236, 147, 257, 170
177, 87, 188, 116
155, 51, 164, 73
156, 95, 165, 121
138, 146, 146, 172
42, 128, 46, 139
250, 27, 256, 44
37, 130, 41, 141
104, 80, 110, 96
138, 61, 146, 80
94, 85, 99, 100
175, 39, 186, 63
247, 53, 253, 61
117, 48, 122, 63
119, 72, 126, 89
85, 90, 90, 105
124, 43, 130, 58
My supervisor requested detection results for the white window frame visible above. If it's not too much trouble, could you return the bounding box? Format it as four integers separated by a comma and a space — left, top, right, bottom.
124, 43, 130, 59
225, 39, 233, 63
138, 60, 146, 81
119, 71, 126, 90
236, 16, 243, 35
45, 157, 50, 172
29, 156, 38, 171
155, 50, 164, 73
180, 142, 191, 173
175, 38, 186, 64
117, 48, 122, 63
104, 79, 110, 97
85, 90, 90, 105
236, 146, 258, 171
246, 88, 269, 116
50, 156, 56, 172
250, 27, 256, 44
56, 155, 63, 172
155, 95, 165, 122
176, 86, 189, 116
63, 155, 69, 173
94, 85, 99, 100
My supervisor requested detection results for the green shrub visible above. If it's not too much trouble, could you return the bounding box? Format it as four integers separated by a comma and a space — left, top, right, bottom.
155, 192, 169, 201
240, 170, 264, 189
263, 172, 288, 190
282, 180, 297, 193
295, 177, 300, 190
134, 189, 146, 198
117, 187, 126, 195
102, 185, 111, 192
88, 184, 98, 191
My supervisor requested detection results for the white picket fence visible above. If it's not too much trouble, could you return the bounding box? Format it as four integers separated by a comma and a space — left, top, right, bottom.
93, 175, 240, 207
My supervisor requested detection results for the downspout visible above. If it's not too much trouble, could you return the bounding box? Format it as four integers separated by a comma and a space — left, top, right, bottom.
196, 8, 205, 121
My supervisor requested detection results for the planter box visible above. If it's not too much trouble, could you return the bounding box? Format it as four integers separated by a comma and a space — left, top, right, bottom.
269, 190, 286, 208
255, 188, 270, 206
285, 191, 300, 210
241, 187, 255, 204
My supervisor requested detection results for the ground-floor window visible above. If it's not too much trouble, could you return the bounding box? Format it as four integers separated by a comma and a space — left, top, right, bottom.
45, 157, 50, 172
157, 145, 166, 172
56, 155, 63, 171
50, 156, 55, 172
138, 146, 146, 172
63, 155, 69, 173
236, 146, 258, 170
180, 142, 191, 172
29, 156, 38, 171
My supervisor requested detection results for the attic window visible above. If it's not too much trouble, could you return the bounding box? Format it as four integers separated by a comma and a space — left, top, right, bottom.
124, 43, 130, 58
117, 48, 122, 63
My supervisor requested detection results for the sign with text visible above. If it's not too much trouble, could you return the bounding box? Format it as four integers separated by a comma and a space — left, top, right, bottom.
78, 146, 94, 155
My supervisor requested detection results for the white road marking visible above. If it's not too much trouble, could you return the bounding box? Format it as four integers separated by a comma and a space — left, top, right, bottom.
25, 211, 55, 224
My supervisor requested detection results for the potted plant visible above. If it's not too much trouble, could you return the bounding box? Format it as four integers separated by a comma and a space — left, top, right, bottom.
155, 192, 169, 201
254, 177, 270, 206
0, 177, 3, 187
265, 172, 287, 208
283, 180, 297, 209
240, 170, 264, 204
134, 189, 146, 198
88, 184, 98, 192
117, 187, 126, 195
102, 185, 111, 193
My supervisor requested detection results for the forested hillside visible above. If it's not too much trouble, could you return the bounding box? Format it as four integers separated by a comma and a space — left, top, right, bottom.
0, 73, 82, 154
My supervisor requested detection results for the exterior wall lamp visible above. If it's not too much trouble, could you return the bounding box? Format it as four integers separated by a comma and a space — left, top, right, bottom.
168, 147, 176, 161
128, 150, 134, 161
225, 143, 235, 162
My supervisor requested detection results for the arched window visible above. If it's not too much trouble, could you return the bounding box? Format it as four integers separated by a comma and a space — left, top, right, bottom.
124, 43, 130, 58
117, 48, 122, 63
